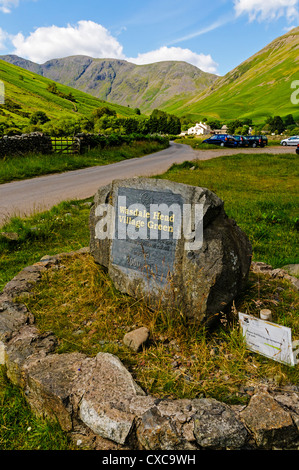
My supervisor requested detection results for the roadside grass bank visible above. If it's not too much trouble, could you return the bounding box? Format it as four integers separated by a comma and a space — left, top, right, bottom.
0, 199, 91, 291
0, 151, 298, 449
0, 138, 169, 184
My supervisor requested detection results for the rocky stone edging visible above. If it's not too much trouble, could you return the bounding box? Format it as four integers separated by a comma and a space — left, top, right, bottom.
0, 248, 299, 450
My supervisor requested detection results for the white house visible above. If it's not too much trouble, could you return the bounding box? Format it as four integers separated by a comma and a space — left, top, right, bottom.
187, 122, 211, 136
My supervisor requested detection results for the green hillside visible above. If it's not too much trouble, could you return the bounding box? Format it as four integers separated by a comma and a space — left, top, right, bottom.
1, 56, 217, 115
166, 26, 299, 124
0, 59, 139, 132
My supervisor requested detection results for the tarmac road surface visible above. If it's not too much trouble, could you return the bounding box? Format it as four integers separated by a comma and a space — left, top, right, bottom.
0, 142, 294, 226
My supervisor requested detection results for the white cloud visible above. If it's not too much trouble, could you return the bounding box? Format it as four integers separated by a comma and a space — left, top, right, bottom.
8, 20, 218, 73
283, 24, 297, 31
128, 46, 218, 74
0, 27, 9, 48
234, 0, 299, 21
11, 20, 125, 63
168, 15, 233, 45
0, 0, 19, 13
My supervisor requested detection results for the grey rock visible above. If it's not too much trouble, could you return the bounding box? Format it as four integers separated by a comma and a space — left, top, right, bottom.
123, 327, 150, 352
2, 248, 299, 450
74, 353, 146, 445
282, 264, 299, 277
193, 398, 248, 449
0, 232, 19, 240
2, 263, 47, 298
0, 300, 34, 365
90, 178, 252, 325
5, 326, 57, 387
23, 352, 87, 432
240, 392, 298, 449
136, 406, 183, 450
0, 300, 33, 344
252, 262, 299, 291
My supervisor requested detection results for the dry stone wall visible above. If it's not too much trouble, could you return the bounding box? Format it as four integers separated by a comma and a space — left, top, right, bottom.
0, 248, 299, 450
0, 132, 53, 157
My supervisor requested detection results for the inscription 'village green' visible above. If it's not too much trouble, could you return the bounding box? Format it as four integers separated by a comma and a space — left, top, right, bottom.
111, 187, 183, 283
118, 206, 176, 232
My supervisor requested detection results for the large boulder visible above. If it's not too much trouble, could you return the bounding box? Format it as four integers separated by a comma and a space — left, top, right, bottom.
89, 178, 252, 325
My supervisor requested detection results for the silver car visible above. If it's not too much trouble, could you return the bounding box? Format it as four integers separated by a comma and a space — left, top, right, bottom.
280, 136, 299, 146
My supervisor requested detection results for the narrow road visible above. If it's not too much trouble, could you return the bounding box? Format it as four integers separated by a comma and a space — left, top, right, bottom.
0, 142, 293, 226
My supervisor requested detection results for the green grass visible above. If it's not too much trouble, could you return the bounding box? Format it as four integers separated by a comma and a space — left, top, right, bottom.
0, 139, 169, 184
157, 152, 299, 268
0, 58, 140, 128
20, 251, 299, 405
0, 199, 91, 291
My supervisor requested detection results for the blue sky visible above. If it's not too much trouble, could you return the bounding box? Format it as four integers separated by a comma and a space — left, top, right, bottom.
0, 0, 298, 75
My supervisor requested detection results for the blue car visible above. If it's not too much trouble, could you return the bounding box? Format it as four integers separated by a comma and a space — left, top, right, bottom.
202, 134, 237, 147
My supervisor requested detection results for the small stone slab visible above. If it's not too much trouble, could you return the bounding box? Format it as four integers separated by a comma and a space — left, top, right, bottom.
123, 327, 150, 352
240, 392, 298, 448
74, 353, 146, 445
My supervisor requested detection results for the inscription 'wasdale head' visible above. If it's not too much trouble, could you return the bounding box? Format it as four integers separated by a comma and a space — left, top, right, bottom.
89, 178, 252, 325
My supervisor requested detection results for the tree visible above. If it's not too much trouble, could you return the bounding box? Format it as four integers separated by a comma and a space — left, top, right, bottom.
227, 119, 243, 134
283, 114, 295, 127
148, 109, 181, 135
266, 116, 285, 134
30, 111, 50, 125
206, 119, 222, 130
47, 83, 58, 94
91, 107, 117, 120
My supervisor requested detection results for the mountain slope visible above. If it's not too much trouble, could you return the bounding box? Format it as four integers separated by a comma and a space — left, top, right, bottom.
0, 59, 139, 127
169, 26, 299, 123
1, 55, 218, 114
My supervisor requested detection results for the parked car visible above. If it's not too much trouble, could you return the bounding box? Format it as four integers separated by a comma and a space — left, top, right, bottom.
233, 135, 250, 147
202, 134, 237, 147
280, 136, 299, 146
296, 144, 299, 155
246, 135, 268, 148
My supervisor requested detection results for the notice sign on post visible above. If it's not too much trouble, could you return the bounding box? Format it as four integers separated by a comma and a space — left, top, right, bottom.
239, 312, 299, 367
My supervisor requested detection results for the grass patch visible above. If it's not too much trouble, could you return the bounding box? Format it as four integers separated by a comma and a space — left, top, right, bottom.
0, 199, 91, 291
0, 139, 168, 184
157, 152, 299, 268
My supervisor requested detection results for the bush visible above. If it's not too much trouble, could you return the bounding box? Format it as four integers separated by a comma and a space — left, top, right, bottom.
42, 118, 82, 137
4, 127, 23, 136
30, 111, 50, 125
77, 132, 169, 153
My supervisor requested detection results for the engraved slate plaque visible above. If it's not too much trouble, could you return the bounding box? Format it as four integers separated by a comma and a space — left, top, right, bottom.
111, 187, 183, 283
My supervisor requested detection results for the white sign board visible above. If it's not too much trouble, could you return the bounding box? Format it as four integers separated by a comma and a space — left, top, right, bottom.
239, 312, 299, 366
